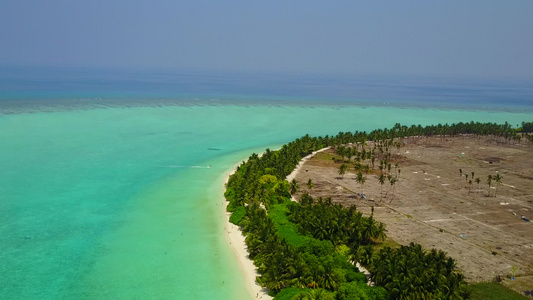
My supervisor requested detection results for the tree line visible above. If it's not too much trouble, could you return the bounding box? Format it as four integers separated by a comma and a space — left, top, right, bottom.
224, 121, 530, 299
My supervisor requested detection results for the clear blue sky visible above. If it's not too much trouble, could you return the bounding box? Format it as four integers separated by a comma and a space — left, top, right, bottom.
1, 1, 532, 79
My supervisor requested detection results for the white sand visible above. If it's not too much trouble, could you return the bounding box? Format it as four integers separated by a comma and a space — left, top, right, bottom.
286, 147, 331, 182
223, 166, 272, 300
286, 147, 331, 201
355, 262, 375, 286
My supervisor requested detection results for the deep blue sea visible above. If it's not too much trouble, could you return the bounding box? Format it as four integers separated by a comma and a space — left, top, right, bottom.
0, 66, 531, 299
1, 66, 532, 112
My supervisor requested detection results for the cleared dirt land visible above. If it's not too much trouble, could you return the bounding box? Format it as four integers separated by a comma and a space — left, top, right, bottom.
291, 135, 533, 295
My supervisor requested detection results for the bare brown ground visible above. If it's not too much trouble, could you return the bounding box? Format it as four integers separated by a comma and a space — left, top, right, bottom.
291, 136, 533, 293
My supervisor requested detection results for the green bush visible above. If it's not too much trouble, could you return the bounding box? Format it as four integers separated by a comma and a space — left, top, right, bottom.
225, 199, 238, 212
273, 288, 310, 300
229, 206, 246, 225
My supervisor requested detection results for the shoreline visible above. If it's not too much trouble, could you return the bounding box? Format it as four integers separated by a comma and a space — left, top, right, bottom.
286, 146, 331, 182
220, 146, 330, 299
222, 164, 273, 300
286, 147, 331, 201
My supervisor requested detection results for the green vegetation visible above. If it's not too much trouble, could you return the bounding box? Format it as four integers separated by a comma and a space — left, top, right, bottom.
313, 151, 338, 161
224, 121, 531, 299
519, 121, 533, 133
338, 163, 348, 178
269, 202, 313, 247
288, 288, 336, 300
469, 282, 529, 300
273, 288, 312, 300
337, 281, 387, 300
242, 201, 366, 294
288, 195, 386, 248
229, 205, 246, 225
290, 179, 299, 195
371, 243, 470, 299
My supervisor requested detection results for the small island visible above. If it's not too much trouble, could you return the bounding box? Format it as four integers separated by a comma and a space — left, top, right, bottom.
225, 122, 533, 300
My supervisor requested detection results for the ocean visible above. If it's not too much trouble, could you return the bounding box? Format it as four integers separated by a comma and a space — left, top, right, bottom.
0, 66, 531, 299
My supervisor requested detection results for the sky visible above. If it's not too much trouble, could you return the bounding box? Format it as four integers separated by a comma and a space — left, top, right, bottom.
1, 1, 532, 79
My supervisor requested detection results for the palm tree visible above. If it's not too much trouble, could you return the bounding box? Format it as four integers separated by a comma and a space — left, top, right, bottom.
387, 176, 398, 203
290, 179, 299, 195
459, 169, 463, 188
356, 171, 366, 194
487, 175, 493, 197
494, 173, 502, 197
336, 145, 346, 162
292, 288, 334, 300
307, 178, 314, 190
378, 174, 386, 201
374, 222, 387, 241
357, 245, 374, 266
338, 163, 348, 179
475, 177, 481, 192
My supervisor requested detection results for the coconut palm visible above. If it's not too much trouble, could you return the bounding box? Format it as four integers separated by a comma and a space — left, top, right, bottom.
290, 179, 299, 195
494, 173, 503, 197
336, 145, 346, 162
356, 171, 366, 194
338, 163, 348, 179
307, 178, 314, 190
387, 175, 398, 203
487, 175, 493, 197
357, 245, 374, 267
378, 174, 386, 201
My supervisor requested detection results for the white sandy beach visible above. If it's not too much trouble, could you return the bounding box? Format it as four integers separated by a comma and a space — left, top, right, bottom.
222, 166, 272, 300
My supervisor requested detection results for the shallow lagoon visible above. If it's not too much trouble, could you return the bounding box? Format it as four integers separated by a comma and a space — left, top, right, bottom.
1, 101, 531, 299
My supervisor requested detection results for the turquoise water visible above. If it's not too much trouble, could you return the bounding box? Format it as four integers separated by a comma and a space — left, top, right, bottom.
1, 103, 531, 299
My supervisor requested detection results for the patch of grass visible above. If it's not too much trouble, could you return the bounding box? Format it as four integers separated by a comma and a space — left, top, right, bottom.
269, 203, 314, 247
469, 282, 528, 300
373, 237, 401, 252
314, 151, 338, 161
307, 151, 341, 167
